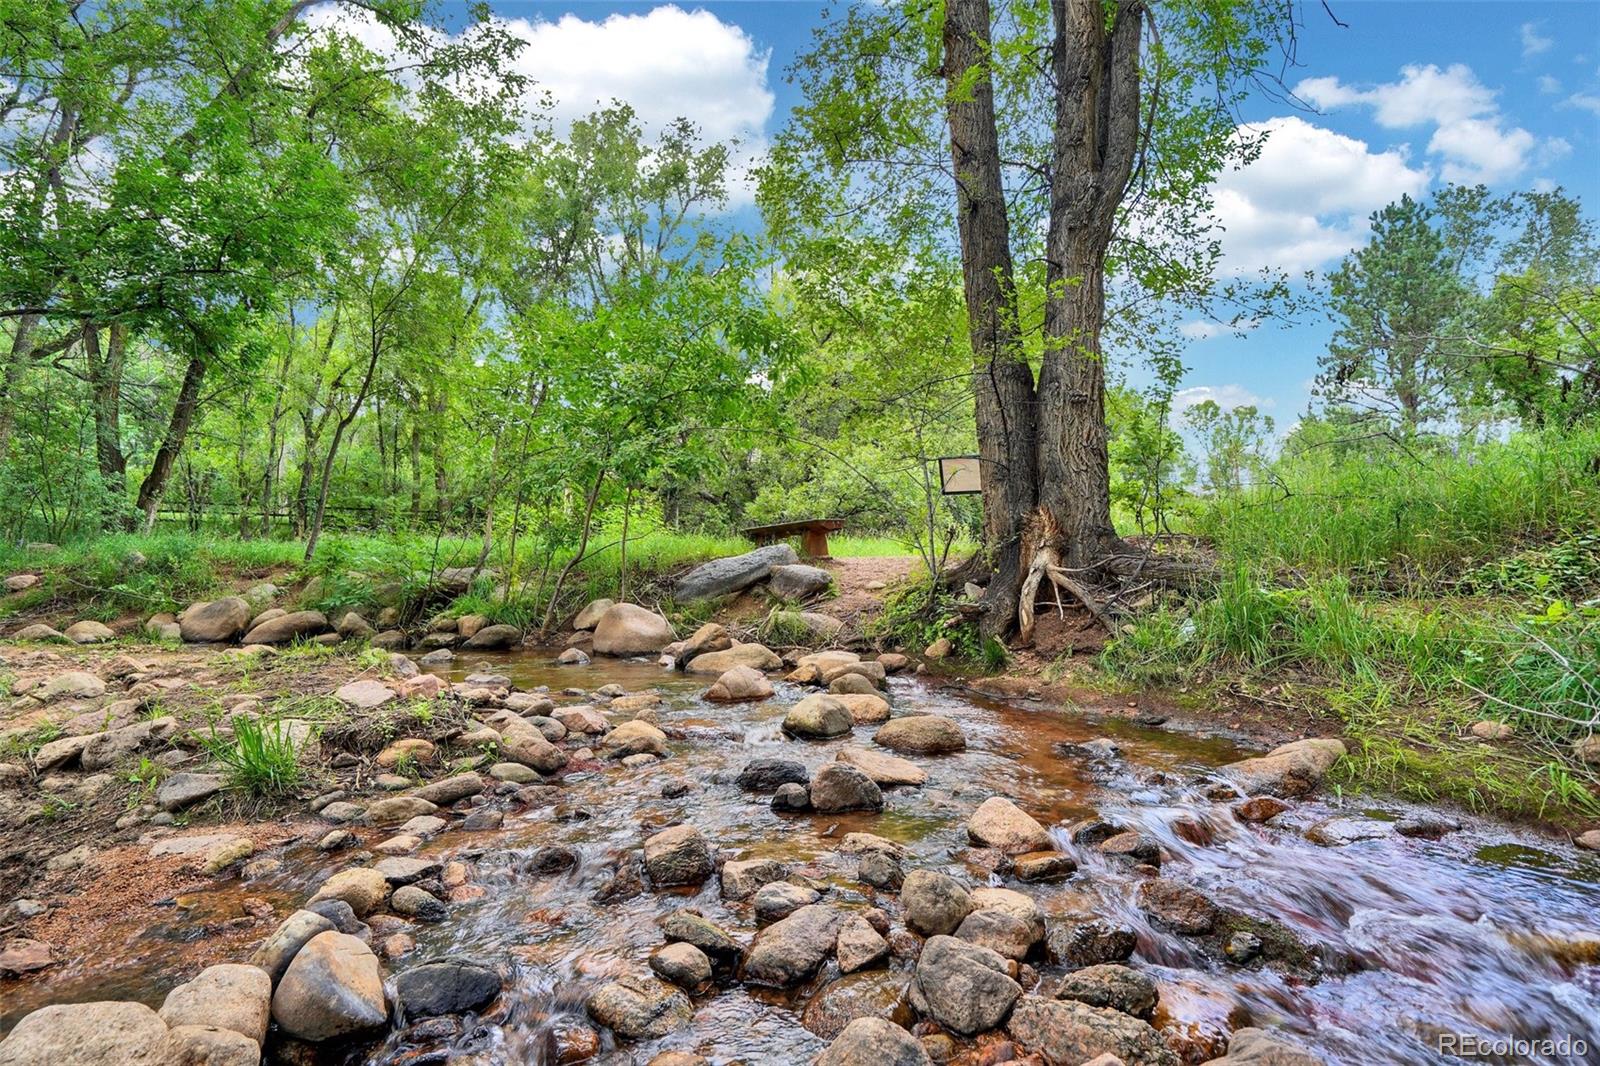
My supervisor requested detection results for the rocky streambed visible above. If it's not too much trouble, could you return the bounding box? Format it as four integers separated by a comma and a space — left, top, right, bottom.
1, 629, 1598, 1066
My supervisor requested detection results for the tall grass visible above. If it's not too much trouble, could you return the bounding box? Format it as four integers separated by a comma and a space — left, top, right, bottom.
203, 716, 304, 796
1190, 426, 1600, 585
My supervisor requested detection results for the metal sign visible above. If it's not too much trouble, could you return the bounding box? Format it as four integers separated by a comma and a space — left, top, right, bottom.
938, 456, 982, 495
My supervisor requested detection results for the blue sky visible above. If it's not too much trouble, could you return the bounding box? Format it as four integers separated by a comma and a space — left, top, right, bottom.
423, 0, 1600, 426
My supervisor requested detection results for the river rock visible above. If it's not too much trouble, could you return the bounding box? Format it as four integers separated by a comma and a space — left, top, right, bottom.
162, 1024, 258, 1065
742, 903, 846, 987
835, 915, 890, 973
270, 931, 388, 1041
649, 942, 713, 993
463, 624, 521, 650
769, 563, 834, 601
599, 719, 668, 759
874, 715, 965, 755
393, 957, 502, 1017
1306, 816, 1390, 846
157, 773, 227, 812
241, 610, 328, 644
673, 544, 798, 601
643, 825, 714, 887
4, 573, 40, 592
391, 885, 446, 921
705, 665, 774, 701
810, 763, 884, 813
954, 908, 1034, 960
251, 910, 336, 985
721, 858, 789, 900
1136, 878, 1217, 935
334, 679, 396, 710
37, 670, 106, 701
592, 604, 676, 656
411, 772, 483, 805
1205, 1027, 1325, 1065
684, 643, 782, 674
909, 935, 1019, 1035
783, 694, 854, 739
81, 717, 177, 770
336, 611, 374, 639
678, 621, 733, 662
365, 795, 438, 823
586, 975, 693, 1039
376, 738, 436, 769
159, 963, 272, 1045
833, 693, 891, 724
967, 796, 1052, 855
738, 757, 809, 791
1046, 916, 1137, 966
836, 747, 925, 787
816, 1017, 929, 1066
557, 647, 589, 665
1014, 851, 1077, 882
64, 620, 115, 644
754, 881, 820, 923
180, 597, 252, 643
551, 705, 607, 734
1053, 964, 1158, 1018
901, 870, 971, 935
501, 726, 568, 772
32, 733, 89, 770
772, 782, 811, 811
657, 910, 741, 964
309, 868, 390, 917
0, 1001, 170, 1065
573, 598, 615, 631
830, 673, 877, 696
1006, 994, 1179, 1065
1220, 738, 1346, 798
1233, 797, 1290, 823
11, 623, 65, 642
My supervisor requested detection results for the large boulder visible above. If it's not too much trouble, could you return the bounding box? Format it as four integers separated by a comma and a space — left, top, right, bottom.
673, 544, 798, 601
64, 620, 115, 644
684, 642, 782, 674
393, 957, 503, 1018
592, 603, 675, 656
270, 931, 387, 1042
836, 747, 926, 787
705, 665, 775, 702
240, 610, 328, 645
900, 870, 971, 936
598, 720, 668, 760
809, 763, 884, 813
817, 1017, 930, 1066
1203, 1027, 1325, 1065
251, 910, 336, 986
572, 598, 615, 631
909, 935, 1020, 1035
769, 563, 834, 601
874, 715, 965, 755
179, 597, 252, 643
1005, 995, 1179, 1066
643, 825, 714, 887
0, 1001, 170, 1065
783, 695, 854, 739
1219, 738, 1346, 798
463, 624, 521, 650
967, 797, 1053, 855
158, 963, 272, 1046
585, 975, 693, 1040
742, 904, 846, 987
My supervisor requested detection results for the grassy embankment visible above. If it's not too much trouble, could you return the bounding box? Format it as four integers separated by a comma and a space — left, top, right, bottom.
1100, 427, 1600, 822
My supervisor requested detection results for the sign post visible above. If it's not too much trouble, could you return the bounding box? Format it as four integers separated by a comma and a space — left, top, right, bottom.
938, 456, 982, 495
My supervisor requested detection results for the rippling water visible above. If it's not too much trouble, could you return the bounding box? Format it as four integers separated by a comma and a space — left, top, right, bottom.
8, 651, 1599, 1065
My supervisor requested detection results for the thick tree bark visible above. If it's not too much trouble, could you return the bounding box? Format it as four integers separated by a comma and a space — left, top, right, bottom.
943, 0, 1039, 638
135, 353, 206, 532
83, 323, 128, 508
1037, 0, 1143, 568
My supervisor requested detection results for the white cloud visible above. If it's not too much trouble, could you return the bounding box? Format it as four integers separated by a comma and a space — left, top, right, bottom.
1295, 63, 1542, 184
1179, 319, 1259, 342
1209, 116, 1429, 276
1173, 384, 1274, 413
301, 5, 774, 198
1538, 75, 1562, 94
1521, 22, 1554, 58
1568, 92, 1600, 115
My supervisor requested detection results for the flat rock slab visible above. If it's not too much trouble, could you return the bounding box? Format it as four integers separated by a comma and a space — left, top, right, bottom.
673, 544, 798, 601
335, 680, 396, 710
157, 772, 227, 812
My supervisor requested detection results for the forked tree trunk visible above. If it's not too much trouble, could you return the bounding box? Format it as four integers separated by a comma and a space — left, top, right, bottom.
943, 0, 1039, 638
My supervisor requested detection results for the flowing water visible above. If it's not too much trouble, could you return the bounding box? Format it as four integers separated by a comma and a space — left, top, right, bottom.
6, 651, 1600, 1065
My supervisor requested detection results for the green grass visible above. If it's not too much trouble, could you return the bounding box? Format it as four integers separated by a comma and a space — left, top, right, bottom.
203, 716, 305, 796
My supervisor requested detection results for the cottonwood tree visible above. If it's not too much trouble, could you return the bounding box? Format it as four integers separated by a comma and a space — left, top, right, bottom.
765, 0, 1303, 638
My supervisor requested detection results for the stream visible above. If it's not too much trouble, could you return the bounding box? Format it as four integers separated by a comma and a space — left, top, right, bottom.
7, 650, 1600, 1064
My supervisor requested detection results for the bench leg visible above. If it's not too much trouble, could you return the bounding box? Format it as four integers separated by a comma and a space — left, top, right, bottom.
801, 529, 830, 559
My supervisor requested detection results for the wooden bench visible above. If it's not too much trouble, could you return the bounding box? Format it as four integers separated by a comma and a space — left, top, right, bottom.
743, 518, 846, 559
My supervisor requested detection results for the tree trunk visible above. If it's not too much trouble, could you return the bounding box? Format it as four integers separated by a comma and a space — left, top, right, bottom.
135, 353, 206, 532
943, 0, 1038, 638
1036, 0, 1143, 569
83, 323, 129, 516
0, 313, 40, 461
